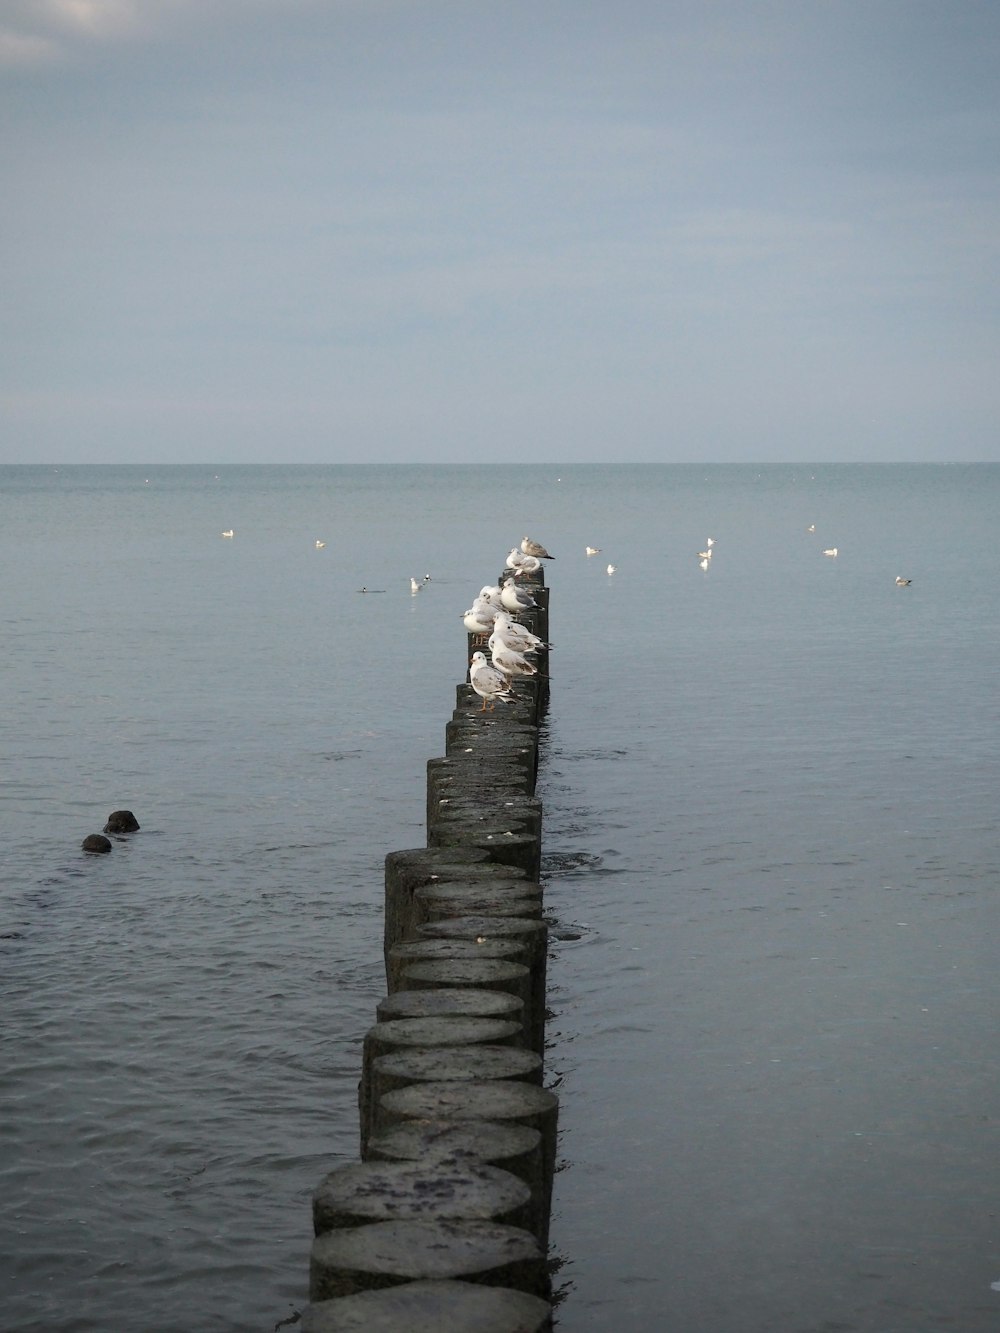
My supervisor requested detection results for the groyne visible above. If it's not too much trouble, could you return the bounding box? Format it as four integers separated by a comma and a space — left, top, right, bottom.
300, 568, 556, 1332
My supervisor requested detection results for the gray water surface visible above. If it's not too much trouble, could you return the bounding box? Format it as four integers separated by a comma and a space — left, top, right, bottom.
3, 464, 998, 1331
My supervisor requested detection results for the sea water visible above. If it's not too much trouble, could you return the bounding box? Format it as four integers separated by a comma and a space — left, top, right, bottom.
2, 464, 998, 1332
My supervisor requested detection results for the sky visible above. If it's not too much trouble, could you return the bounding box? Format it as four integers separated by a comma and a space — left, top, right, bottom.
1, 0, 998, 463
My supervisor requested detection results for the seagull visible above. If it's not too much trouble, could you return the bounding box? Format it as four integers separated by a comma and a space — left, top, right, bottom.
706, 537, 716, 548
521, 536, 555, 560
315, 540, 326, 549
807, 524, 816, 532
699, 557, 710, 571
505, 548, 542, 578
696, 550, 712, 561
491, 611, 550, 652
823, 547, 839, 557
500, 578, 537, 613
469, 651, 517, 711
489, 641, 539, 680
895, 576, 912, 586
221, 530, 234, 538
585, 546, 602, 556
410, 577, 423, 594
607, 563, 617, 575
463, 601, 496, 634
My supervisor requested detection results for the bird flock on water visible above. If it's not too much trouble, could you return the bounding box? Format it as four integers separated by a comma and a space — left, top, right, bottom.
216, 522, 912, 593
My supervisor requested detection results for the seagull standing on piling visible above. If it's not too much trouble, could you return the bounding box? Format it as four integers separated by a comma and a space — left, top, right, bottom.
500, 578, 538, 613
469, 652, 517, 711
489, 641, 539, 680
491, 612, 550, 653
521, 536, 555, 560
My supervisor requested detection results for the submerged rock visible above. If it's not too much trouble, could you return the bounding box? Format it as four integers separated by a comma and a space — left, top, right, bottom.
104, 810, 140, 834
82, 834, 112, 854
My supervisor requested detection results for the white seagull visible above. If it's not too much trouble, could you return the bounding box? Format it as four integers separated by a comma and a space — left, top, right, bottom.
500, 578, 537, 613
505, 548, 542, 578
823, 547, 839, 557
469, 652, 517, 711
491, 611, 550, 652
895, 576, 912, 586
463, 598, 498, 634
410, 577, 423, 594
585, 545, 602, 556
489, 641, 539, 680
221, 529, 234, 538
606, 563, 617, 575
315, 540, 326, 549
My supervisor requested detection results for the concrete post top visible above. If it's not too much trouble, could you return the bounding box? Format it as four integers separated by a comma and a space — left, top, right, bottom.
417, 915, 548, 943
301, 1279, 552, 1333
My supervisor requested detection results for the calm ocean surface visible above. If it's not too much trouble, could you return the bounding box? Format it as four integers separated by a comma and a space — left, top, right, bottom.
2, 463, 998, 1332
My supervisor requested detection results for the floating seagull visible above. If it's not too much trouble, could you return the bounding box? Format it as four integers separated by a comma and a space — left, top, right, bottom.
221, 529, 234, 538
521, 536, 555, 560
410, 577, 423, 594
585, 546, 602, 556
807, 524, 816, 532
895, 576, 912, 586
469, 651, 516, 711
606, 563, 617, 575
315, 540, 326, 549
823, 548, 838, 557
696, 550, 712, 561
706, 537, 716, 548
699, 557, 710, 571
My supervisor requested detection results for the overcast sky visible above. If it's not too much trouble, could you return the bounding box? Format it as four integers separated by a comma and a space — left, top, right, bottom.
2, 1, 998, 463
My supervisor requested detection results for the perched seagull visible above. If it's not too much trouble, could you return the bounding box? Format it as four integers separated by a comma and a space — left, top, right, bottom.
478, 584, 504, 609
315, 540, 326, 549
585, 546, 602, 556
505, 548, 542, 578
489, 641, 539, 679
895, 576, 912, 586
500, 578, 537, 613
521, 536, 555, 560
491, 611, 550, 652
463, 607, 495, 635
469, 651, 516, 711
410, 577, 423, 594
221, 529, 234, 538
823, 547, 839, 557
607, 563, 617, 575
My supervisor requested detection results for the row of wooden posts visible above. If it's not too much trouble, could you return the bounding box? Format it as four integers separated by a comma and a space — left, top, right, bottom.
299, 571, 557, 1332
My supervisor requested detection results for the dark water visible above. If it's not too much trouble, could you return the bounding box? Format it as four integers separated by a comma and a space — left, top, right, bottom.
2, 464, 999, 1330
